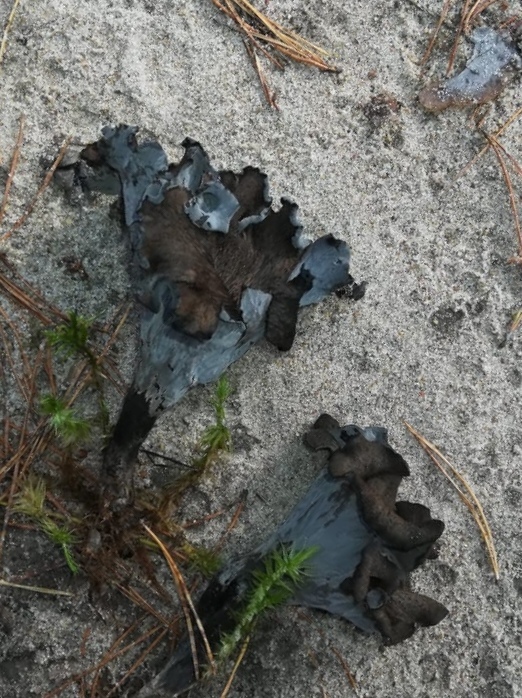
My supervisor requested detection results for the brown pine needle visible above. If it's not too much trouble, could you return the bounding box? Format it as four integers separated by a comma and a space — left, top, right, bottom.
244, 38, 279, 109
404, 421, 500, 580
117, 584, 170, 627
44, 621, 160, 698
1, 136, 72, 242
464, 0, 500, 28
210, 0, 337, 106
447, 0, 473, 75
0, 258, 66, 325
219, 634, 250, 698
331, 647, 358, 692
457, 106, 522, 178
0, 0, 21, 68
295, 609, 359, 695
0, 114, 25, 226
143, 524, 216, 678
420, 0, 454, 68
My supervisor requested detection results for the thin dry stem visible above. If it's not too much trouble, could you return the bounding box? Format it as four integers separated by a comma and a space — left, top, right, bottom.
404, 421, 500, 580
219, 635, 251, 698
0, 0, 21, 68
0, 578, 74, 596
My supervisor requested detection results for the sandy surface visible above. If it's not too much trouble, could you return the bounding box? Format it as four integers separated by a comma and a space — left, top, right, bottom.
0, 0, 521, 696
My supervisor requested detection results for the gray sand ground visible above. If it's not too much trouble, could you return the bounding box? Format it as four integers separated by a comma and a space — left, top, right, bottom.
0, 0, 521, 696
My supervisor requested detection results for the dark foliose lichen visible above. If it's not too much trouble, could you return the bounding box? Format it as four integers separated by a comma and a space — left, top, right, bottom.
138, 415, 447, 697
58, 126, 364, 501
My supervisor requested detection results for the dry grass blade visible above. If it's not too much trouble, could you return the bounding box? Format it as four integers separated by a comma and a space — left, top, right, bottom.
420, 0, 453, 67
0, 578, 74, 596
0, 114, 25, 226
219, 634, 250, 698
1, 136, 72, 242
0, 0, 21, 68
404, 421, 500, 580
143, 524, 216, 677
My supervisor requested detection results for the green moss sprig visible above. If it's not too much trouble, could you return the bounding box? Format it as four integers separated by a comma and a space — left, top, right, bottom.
216, 544, 318, 664
40, 394, 91, 446
14, 476, 80, 574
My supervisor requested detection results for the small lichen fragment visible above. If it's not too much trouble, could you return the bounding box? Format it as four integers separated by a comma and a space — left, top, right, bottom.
419, 27, 522, 112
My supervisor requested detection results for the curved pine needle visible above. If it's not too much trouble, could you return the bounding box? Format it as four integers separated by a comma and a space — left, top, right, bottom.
404, 421, 499, 580
143, 524, 216, 677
